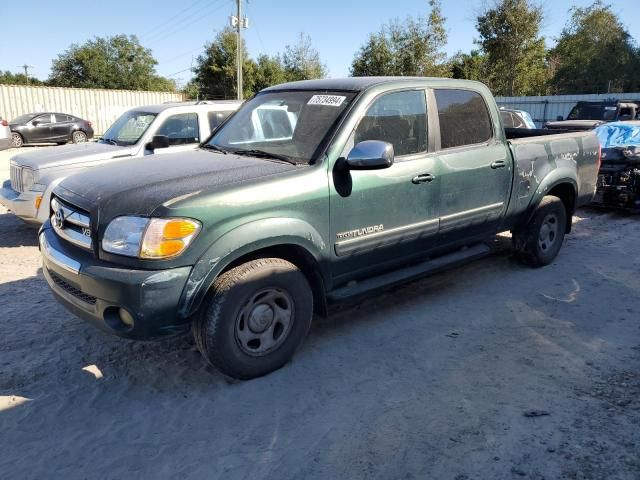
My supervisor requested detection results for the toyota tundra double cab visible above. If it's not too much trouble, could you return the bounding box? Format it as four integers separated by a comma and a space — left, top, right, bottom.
39, 77, 600, 379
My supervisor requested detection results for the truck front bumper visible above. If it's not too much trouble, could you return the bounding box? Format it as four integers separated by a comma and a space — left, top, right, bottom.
0, 180, 42, 223
40, 225, 193, 340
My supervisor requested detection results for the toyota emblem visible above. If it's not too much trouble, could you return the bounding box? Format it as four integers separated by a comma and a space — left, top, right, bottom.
54, 209, 65, 228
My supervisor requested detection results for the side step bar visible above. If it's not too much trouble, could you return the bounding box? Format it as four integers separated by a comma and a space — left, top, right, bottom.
327, 243, 491, 302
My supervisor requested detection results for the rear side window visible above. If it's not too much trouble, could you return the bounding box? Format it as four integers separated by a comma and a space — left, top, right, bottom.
207, 110, 233, 132
355, 90, 427, 157
434, 89, 492, 149
156, 112, 200, 146
54, 114, 72, 123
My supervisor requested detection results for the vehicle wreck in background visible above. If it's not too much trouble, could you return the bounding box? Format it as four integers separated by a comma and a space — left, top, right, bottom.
545, 100, 639, 131
593, 121, 640, 211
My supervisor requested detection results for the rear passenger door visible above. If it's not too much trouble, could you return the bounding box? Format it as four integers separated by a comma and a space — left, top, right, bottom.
432, 88, 512, 241
151, 112, 201, 155
51, 114, 72, 141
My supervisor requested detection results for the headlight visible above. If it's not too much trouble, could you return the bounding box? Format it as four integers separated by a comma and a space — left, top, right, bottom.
22, 168, 37, 191
102, 216, 201, 259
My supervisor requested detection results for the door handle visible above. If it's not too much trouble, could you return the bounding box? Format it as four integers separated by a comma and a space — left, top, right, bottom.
412, 173, 435, 184
491, 160, 507, 169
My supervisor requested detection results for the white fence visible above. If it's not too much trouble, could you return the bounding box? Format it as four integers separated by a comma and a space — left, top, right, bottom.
496, 92, 640, 128
0, 85, 184, 135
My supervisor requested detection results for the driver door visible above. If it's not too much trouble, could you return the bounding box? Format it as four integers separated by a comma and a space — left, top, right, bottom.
329, 89, 441, 284
30, 114, 54, 142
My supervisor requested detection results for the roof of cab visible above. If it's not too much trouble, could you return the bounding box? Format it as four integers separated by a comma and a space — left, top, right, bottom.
130, 100, 243, 114
262, 76, 485, 93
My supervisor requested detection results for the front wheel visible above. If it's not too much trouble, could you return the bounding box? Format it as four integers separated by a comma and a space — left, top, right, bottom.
11, 133, 23, 148
512, 195, 567, 267
193, 258, 313, 380
72, 131, 87, 144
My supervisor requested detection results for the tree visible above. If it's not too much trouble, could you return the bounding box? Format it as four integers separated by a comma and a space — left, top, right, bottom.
48, 35, 175, 91
450, 50, 488, 83
0, 71, 44, 86
549, 1, 640, 94
253, 54, 288, 92
350, 0, 450, 77
476, 0, 549, 96
282, 33, 327, 81
192, 27, 256, 99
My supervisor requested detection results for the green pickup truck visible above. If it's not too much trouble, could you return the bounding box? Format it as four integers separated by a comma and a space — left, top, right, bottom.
40, 77, 600, 379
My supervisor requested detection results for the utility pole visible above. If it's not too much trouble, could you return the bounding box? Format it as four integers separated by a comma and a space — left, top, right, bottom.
19, 64, 33, 84
230, 0, 248, 100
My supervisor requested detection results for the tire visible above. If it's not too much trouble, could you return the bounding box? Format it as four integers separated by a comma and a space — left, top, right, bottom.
194, 258, 313, 380
11, 132, 23, 148
72, 130, 87, 144
513, 195, 567, 268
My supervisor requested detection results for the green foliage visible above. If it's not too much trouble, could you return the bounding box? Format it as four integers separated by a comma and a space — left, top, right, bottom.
48, 35, 175, 91
282, 33, 327, 81
350, 0, 450, 77
549, 1, 640, 94
192, 29, 326, 99
0, 70, 44, 86
476, 0, 549, 96
450, 50, 488, 82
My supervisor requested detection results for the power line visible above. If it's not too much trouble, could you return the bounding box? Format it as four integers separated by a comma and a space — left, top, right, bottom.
143, 0, 229, 46
139, 0, 209, 40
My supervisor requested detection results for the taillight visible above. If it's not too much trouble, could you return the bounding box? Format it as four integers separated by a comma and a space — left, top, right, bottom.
0, 120, 8, 127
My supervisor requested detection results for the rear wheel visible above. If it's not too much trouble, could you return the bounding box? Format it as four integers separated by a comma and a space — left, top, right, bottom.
193, 258, 313, 380
72, 131, 87, 144
11, 133, 23, 148
513, 195, 567, 267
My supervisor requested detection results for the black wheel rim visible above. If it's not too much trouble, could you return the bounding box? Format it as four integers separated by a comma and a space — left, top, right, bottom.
234, 287, 294, 356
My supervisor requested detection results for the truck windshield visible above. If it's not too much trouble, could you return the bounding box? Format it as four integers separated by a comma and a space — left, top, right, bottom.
100, 111, 157, 146
206, 90, 357, 164
567, 104, 617, 121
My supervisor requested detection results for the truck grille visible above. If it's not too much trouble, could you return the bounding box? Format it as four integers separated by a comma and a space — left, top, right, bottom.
10, 164, 23, 192
51, 196, 93, 250
48, 269, 97, 305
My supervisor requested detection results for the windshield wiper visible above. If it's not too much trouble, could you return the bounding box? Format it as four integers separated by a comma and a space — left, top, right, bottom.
201, 144, 229, 155
232, 149, 297, 165
101, 138, 118, 146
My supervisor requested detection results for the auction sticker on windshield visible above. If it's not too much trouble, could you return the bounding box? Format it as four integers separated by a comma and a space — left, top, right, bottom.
308, 95, 346, 107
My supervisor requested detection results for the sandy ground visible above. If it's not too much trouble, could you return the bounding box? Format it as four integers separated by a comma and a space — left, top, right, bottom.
0, 155, 639, 478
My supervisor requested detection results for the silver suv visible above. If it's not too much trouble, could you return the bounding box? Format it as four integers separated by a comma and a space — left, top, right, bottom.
1, 100, 241, 223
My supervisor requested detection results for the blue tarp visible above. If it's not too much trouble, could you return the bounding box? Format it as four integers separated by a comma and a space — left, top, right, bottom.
595, 122, 640, 148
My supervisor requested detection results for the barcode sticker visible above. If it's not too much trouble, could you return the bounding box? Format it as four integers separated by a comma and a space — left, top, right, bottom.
308, 95, 346, 107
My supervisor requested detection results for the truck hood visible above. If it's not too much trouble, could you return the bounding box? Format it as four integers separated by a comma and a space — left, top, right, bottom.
12, 142, 136, 170
55, 149, 298, 221
544, 120, 605, 130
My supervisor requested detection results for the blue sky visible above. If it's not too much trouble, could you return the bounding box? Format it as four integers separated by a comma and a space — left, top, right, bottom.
1, 0, 639, 87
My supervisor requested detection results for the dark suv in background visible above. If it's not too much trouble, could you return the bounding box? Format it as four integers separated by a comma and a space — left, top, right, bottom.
10, 112, 94, 147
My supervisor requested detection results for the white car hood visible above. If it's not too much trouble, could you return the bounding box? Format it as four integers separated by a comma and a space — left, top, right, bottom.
12, 142, 138, 170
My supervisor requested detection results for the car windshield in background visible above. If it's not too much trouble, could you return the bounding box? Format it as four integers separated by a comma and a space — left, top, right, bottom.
206, 90, 357, 164
100, 111, 157, 146
10, 113, 36, 124
567, 105, 616, 121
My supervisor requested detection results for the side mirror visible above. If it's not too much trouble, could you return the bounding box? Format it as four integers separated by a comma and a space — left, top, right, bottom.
345, 140, 394, 170
32, 120, 41, 126
147, 135, 170, 151
556, 115, 563, 121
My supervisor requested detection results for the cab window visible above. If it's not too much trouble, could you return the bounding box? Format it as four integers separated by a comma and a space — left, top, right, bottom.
156, 113, 200, 146
208, 110, 233, 132
354, 90, 427, 157
434, 89, 493, 149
